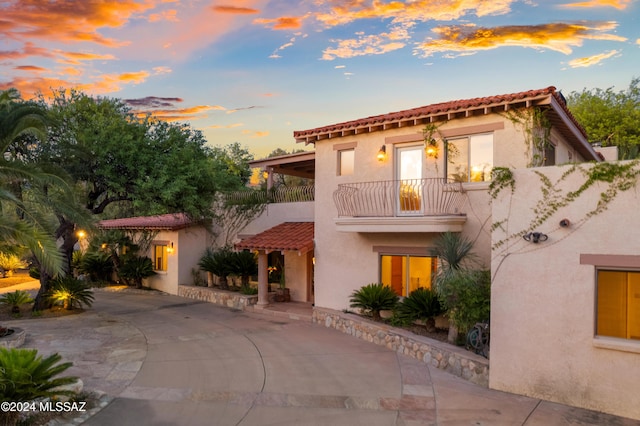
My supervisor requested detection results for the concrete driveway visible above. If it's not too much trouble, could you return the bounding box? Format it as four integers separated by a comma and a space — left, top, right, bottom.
6, 288, 639, 425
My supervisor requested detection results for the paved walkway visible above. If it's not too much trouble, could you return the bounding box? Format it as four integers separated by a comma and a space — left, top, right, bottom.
3, 286, 639, 425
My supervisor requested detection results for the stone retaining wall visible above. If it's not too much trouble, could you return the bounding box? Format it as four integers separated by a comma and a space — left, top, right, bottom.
178, 285, 259, 310
313, 307, 489, 387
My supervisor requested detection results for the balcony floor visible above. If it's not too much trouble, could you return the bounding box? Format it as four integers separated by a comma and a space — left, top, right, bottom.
334, 214, 467, 233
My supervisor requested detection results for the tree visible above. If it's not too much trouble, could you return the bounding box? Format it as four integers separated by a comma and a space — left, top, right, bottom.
566, 78, 640, 159
0, 89, 66, 278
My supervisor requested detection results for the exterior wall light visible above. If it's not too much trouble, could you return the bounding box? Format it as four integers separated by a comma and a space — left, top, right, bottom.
166, 242, 174, 254
426, 139, 439, 159
377, 145, 387, 162
523, 232, 548, 243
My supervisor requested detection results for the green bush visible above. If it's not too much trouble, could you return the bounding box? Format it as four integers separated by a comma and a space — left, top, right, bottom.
230, 250, 258, 290
199, 247, 235, 289
0, 253, 27, 278
349, 283, 399, 321
393, 287, 443, 326
0, 348, 77, 425
48, 277, 95, 310
119, 255, 155, 289
436, 269, 490, 334
78, 251, 113, 282
0, 290, 34, 314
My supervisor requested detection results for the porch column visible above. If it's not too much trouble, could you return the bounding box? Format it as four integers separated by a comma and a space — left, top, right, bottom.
257, 250, 269, 306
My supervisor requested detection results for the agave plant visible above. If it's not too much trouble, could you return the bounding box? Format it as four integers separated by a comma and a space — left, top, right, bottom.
0, 290, 34, 314
349, 283, 399, 321
48, 277, 94, 310
0, 348, 77, 413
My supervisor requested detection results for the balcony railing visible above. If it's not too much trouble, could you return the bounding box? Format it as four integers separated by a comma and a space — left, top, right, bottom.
334, 178, 466, 217
225, 185, 315, 205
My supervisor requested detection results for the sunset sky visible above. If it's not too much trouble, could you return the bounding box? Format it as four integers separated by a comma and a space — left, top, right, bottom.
1, 0, 638, 157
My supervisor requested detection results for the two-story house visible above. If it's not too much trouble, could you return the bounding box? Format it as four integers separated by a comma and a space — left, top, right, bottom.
292, 86, 600, 312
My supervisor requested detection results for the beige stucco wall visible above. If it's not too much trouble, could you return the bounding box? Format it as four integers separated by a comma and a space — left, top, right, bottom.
239, 201, 314, 238
490, 162, 640, 420
284, 251, 312, 302
146, 227, 207, 294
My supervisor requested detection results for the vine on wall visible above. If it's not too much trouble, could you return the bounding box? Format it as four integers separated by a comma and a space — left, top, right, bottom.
503, 108, 553, 167
491, 160, 640, 251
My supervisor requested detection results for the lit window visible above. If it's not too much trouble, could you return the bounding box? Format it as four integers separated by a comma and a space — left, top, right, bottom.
596, 270, 640, 340
446, 134, 493, 182
153, 244, 168, 271
338, 149, 354, 176
380, 255, 437, 297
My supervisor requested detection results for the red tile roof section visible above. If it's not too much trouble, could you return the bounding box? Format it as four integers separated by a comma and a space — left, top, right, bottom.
235, 222, 314, 253
98, 213, 194, 231
293, 86, 586, 141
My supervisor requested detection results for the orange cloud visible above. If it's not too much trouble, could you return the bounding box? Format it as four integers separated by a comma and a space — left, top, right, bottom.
414, 21, 627, 57
254, 16, 305, 30
149, 9, 179, 22
14, 65, 46, 72
56, 51, 116, 65
0, 0, 154, 47
561, 0, 632, 9
0, 76, 76, 99
315, 0, 514, 27
0, 42, 55, 61
214, 6, 259, 14
568, 49, 620, 67
242, 130, 269, 138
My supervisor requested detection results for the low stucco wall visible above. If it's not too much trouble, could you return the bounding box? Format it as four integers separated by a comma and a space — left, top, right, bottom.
178, 285, 260, 310
313, 307, 489, 387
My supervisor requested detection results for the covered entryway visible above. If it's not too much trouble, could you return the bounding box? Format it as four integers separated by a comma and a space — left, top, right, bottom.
235, 222, 314, 306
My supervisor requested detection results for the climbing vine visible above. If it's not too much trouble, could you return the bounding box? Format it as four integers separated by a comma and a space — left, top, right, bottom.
422, 123, 443, 160
488, 167, 515, 199
503, 108, 553, 167
490, 160, 640, 252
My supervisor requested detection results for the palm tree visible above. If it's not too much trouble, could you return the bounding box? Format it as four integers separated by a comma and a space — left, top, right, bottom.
230, 250, 258, 290
0, 89, 64, 278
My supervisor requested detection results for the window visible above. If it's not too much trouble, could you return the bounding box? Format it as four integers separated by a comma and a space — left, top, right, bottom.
597, 270, 640, 340
446, 134, 493, 182
543, 143, 556, 166
396, 146, 424, 214
338, 149, 354, 176
380, 255, 437, 297
153, 244, 168, 271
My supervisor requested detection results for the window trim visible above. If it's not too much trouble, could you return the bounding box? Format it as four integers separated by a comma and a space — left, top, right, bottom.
445, 132, 493, 183
152, 242, 169, 272
337, 148, 355, 176
378, 252, 437, 297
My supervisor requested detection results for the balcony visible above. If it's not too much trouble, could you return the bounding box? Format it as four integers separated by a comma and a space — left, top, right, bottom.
333, 178, 467, 233
226, 185, 315, 204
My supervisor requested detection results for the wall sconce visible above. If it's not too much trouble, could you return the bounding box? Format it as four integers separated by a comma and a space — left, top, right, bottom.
262, 170, 269, 179
426, 139, 439, 159
377, 145, 387, 162
523, 232, 548, 243
166, 242, 174, 254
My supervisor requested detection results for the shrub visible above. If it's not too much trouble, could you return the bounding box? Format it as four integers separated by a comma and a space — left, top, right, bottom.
230, 250, 258, 290
78, 251, 114, 282
393, 287, 443, 326
0, 347, 77, 425
349, 283, 399, 321
199, 247, 234, 289
48, 277, 95, 310
119, 255, 155, 289
0, 290, 34, 314
436, 269, 490, 334
0, 253, 27, 278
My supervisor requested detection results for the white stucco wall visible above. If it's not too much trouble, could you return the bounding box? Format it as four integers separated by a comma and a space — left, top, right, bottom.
146, 227, 207, 294
239, 202, 314, 237
490, 162, 640, 420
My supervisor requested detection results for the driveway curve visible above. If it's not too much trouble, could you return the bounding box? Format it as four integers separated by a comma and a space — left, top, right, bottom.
8, 289, 638, 426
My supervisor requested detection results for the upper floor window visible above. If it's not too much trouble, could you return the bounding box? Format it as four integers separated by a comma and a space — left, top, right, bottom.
338, 149, 354, 176
446, 134, 493, 182
597, 270, 640, 341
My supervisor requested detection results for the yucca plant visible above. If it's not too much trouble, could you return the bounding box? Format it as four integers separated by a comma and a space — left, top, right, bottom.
393, 287, 444, 327
0, 290, 34, 314
0, 347, 77, 424
349, 283, 399, 321
48, 277, 94, 310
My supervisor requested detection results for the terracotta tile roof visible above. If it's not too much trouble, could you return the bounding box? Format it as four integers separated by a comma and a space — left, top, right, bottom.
235, 222, 314, 253
98, 213, 195, 231
293, 86, 586, 143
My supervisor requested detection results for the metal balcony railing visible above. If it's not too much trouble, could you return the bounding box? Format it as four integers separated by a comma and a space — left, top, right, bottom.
334, 178, 466, 217
225, 185, 315, 205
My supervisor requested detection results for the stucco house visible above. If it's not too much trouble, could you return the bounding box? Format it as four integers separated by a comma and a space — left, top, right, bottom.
292, 86, 601, 312
98, 213, 208, 294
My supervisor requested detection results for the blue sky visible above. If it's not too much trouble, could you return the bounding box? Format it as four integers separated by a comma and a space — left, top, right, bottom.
1, 0, 638, 157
